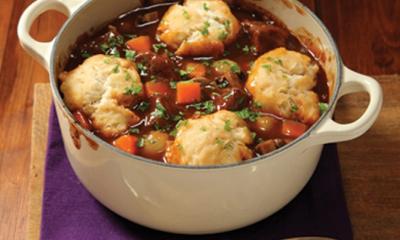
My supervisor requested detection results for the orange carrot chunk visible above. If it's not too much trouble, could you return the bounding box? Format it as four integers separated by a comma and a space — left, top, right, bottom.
113, 135, 138, 154
176, 81, 201, 104
126, 36, 152, 53
282, 120, 307, 138
145, 81, 170, 97
185, 62, 207, 78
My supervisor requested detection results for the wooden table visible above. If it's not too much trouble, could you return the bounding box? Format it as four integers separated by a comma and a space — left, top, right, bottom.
0, 0, 399, 239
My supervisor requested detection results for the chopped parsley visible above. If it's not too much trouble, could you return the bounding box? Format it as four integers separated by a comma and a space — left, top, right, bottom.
183, 9, 190, 19
223, 20, 231, 30
81, 51, 91, 58
200, 21, 211, 36
217, 78, 229, 88
200, 126, 207, 132
112, 64, 120, 73
253, 101, 262, 109
230, 64, 241, 74
262, 64, 272, 72
319, 102, 329, 114
203, 2, 209, 11
128, 128, 140, 134
109, 48, 120, 57
242, 45, 257, 54
178, 69, 192, 80
202, 60, 211, 67
186, 101, 215, 114
152, 43, 167, 53
251, 132, 257, 140
170, 119, 188, 137
169, 81, 177, 89
268, 57, 283, 66
100, 43, 109, 53
274, 58, 283, 65
215, 138, 233, 150
125, 71, 133, 80
219, 31, 229, 41
172, 113, 184, 122
136, 137, 145, 148
108, 35, 124, 47
137, 63, 148, 76
290, 102, 299, 113
100, 34, 124, 56
135, 101, 149, 112
124, 49, 136, 61
151, 101, 169, 120
224, 120, 232, 131
124, 84, 142, 96
242, 45, 250, 54
235, 108, 259, 122
216, 138, 224, 146
223, 50, 230, 56
223, 91, 235, 100
123, 33, 136, 39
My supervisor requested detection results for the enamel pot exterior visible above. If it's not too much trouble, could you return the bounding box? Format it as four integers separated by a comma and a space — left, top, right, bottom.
18, 0, 383, 234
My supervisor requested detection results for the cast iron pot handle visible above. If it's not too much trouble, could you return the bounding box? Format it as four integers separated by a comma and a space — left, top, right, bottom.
17, 0, 85, 70
308, 66, 383, 145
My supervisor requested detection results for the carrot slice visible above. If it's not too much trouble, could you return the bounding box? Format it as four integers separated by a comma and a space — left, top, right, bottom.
176, 81, 201, 104
73, 111, 92, 130
126, 36, 152, 53
113, 135, 138, 154
185, 62, 207, 78
145, 81, 170, 97
282, 120, 307, 138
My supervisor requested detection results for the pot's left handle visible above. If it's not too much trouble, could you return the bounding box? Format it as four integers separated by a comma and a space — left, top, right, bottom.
18, 0, 85, 70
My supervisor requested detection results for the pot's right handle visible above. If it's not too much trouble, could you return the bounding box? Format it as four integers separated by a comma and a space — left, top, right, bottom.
17, 0, 85, 70
308, 66, 383, 145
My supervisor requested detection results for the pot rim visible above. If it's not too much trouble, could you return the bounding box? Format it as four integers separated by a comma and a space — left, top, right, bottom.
49, 0, 343, 170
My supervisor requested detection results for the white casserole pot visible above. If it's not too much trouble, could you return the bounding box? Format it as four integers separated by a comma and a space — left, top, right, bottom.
18, 0, 383, 234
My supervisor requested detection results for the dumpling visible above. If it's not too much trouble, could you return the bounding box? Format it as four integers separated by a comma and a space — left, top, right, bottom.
246, 47, 320, 124
59, 54, 143, 137
157, 0, 240, 56
165, 110, 253, 166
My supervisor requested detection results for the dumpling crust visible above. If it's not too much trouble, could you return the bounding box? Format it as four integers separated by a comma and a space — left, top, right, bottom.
165, 110, 253, 166
157, 0, 240, 56
60, 54, 143, 137
246, 48, 320, 124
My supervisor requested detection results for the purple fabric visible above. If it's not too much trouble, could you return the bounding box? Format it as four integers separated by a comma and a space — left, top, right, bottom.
41, 105, 353, 240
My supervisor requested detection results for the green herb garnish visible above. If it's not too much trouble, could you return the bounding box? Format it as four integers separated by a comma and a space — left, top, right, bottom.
203, 2, 209, 11
151, 101, 169, 120
124, 49, 136, 61
129, 128, 140, 134
124, 84, 142, 96
136, 101, 149, 112
136, 137, 145, 147
224, 120, 232, 132
152, 43, 167, 53
183, 9, 190, 19
235, 108, 259, 122
186, 101, 215, 114
319, 102, 329, 114
81, 51, 91, 58
200, 21, 210, 36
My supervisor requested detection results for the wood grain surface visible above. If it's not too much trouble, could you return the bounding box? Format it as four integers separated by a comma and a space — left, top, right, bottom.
0, 0, 399, 239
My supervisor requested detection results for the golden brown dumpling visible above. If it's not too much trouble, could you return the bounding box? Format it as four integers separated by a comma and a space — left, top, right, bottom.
60, 55, 143, 137
246, 48, 320, 124
157, 0, 240, 56
165, 110, 253, 166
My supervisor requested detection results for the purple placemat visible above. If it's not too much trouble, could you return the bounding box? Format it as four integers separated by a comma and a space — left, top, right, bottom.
41, 106, 353, 240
